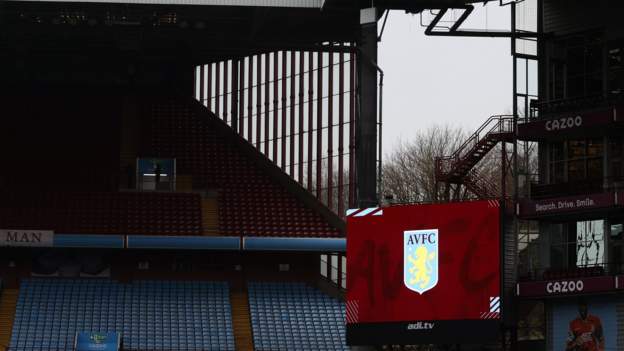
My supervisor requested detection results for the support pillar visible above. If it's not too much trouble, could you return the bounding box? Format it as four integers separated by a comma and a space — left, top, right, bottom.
356, 7, 379, 209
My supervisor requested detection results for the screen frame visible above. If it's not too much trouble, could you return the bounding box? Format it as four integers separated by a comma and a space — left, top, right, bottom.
345, 199, 505, 345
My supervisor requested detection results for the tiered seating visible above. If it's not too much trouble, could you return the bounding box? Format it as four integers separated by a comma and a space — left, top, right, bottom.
0, 191, 202, 236
248, 282, 348, 351
10, 279, 234, 351
2, 91, 120, 192
149, 97, 341, 238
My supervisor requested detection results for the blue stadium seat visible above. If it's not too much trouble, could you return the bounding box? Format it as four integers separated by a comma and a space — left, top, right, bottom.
10, 279, 235, 351
248, 281, 348, 351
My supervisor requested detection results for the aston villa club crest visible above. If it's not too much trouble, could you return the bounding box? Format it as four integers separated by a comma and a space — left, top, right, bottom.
404, 229, 439, 294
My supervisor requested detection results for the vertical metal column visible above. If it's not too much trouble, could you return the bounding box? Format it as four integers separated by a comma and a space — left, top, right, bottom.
298, 52, 305, 185
256, 55, 262, 149
327, 51, 334, 210
316, 52, 323, 199
238, 59, 245, 135
307, 51, 314, 192
282, 51, 288, 170
248, 57, 254, 144
264, 54, 270, 156
207, 65, 212, 111
215, 63, 221, 117
290, 51, 296, 177
356, 8, 379, 208
273, 52, 279, 163
199, 65, 205, 106
338, 49, 345, 216
349, 49, 357, 208
223, 61, 229, 123
231, 59, 239, 131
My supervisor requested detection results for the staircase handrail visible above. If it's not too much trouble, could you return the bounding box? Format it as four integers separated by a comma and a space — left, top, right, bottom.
453, 114, 513, 161
435, 115, 513, 178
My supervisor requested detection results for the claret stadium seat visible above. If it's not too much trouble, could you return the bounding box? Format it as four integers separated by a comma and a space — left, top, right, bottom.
0, 191, 202, 236
148, 97, 343, 239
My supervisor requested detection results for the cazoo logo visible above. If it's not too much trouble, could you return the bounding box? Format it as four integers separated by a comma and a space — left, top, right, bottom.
546, 280, 584, 294
545, 116, 582, 131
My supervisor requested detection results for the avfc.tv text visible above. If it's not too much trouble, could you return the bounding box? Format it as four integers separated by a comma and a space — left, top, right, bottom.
345, 200, 501, 345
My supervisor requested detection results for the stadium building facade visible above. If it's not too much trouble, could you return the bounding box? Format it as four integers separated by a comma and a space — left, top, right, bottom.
515, 1, 624, 351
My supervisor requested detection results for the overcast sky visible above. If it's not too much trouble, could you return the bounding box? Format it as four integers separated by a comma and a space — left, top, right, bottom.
379, 4, 512, 154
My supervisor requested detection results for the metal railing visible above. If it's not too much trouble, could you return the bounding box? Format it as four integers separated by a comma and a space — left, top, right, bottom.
529, 92, 624, 120
518, 262, 624, 282
525, 176, 623, 200
435, 115, 514, 179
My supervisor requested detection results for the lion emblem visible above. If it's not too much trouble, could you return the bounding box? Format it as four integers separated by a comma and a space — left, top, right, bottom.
404, 229, 439, 294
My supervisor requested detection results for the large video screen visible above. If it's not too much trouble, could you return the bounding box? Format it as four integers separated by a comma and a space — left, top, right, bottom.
346, 200, 501, 345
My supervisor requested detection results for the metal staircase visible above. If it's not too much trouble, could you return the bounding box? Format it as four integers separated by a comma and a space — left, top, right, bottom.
435, 115, 514, 199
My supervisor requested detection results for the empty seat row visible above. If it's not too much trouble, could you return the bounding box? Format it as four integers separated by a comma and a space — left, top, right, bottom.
248, 281, 348, 351
0, 191, 202, 236
149, 98, 342, 238
10, 279, 235, 351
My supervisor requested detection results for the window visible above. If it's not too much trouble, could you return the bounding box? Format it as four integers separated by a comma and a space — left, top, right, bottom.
548, 220, 606, 271
547, 139, 603, 184
576, 220, 605, 267
550, 32, 604, 99
549, 142, 565, 183
610, 220, 624, 274
517, 221, 541, 278
608, 40, 624, 97
330, 255, 339, 282
320, 254, 328, 278
517, 301, 545, 342
609, 137, 624, 181
320, 254, 346, 289
137, 158, 176, 191
341, 256, 347, 289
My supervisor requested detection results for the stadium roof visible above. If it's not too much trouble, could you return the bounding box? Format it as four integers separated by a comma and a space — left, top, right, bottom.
6, 0, 323, 8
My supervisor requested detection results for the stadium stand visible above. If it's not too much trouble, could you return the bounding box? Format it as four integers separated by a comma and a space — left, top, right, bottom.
0, 191, 202, 236
9, 279, 235, 351
248, 281, 348, 351
146, 96, 343, 238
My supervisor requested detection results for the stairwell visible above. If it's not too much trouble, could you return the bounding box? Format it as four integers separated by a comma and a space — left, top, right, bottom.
230, 289, 254, 351
201, 194, 219, 236
0, 288, 19, 350
435, 115, 514, 199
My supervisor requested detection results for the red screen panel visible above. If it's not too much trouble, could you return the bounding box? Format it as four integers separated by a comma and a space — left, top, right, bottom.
346, 200, 501, 345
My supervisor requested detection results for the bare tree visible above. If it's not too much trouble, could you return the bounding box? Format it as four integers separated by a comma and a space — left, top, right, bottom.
381, 124, 504, 204
381, 125, 469, 203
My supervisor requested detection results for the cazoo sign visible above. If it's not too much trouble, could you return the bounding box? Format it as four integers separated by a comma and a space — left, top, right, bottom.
545, 116, 582, 131
546, 280, 584, 294
517, 276, 616, 297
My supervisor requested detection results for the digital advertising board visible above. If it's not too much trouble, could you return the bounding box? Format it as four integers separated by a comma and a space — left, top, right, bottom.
552, 297, 617, 351
346, 200, 501, 345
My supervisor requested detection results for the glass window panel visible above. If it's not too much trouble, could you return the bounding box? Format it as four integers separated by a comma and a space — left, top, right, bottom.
341, 256, 347, 289
576, 220, 604, 267
320, 255, 327, 277
587, 138, 603, 157
609, 137, 623, 157
587, 158, 603, 180
330, 255, 338, 283
611, 222, 623, 239
550, 142, 564, 161
568, 160, 585, 182
568, 140, 586, 159
550, 162, 565, 183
